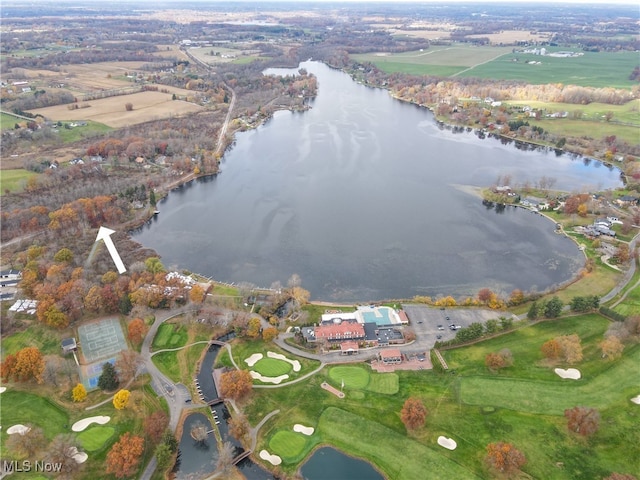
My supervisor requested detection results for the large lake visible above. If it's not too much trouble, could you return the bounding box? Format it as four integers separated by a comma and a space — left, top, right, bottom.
134, 61, 621, 302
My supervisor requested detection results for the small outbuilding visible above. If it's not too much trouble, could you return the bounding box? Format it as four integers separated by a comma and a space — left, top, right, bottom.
61, 337, 77, 354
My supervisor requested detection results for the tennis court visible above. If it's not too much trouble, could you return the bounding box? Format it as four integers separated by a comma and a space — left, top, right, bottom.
77, 317, 127, 363
82, 358, 116, 389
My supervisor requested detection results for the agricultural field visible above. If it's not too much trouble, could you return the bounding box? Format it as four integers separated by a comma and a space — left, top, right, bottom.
245, 313, 639, 479
352, 45, 513, 77
28, 90, 204, 128
186, 46, 263, 66
352, 46, 638, 89
0, 111, 24, 130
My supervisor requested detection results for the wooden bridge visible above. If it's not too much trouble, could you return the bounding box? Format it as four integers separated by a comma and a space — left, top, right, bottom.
232, 450, 252, 465
206, 398, 223, 406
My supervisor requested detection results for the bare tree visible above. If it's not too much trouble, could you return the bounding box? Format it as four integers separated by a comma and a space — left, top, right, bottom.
190, 420, 209, 444
215, 441, 235, 475
46, 434, 84, 480
43, 357, 61, 387
115, 350, 143, 383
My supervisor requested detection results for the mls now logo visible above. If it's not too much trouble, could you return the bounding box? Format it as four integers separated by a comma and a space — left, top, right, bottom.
3, 460, 63, 473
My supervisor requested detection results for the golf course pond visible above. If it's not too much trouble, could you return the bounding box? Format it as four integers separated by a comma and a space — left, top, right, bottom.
300, 446, 385, 480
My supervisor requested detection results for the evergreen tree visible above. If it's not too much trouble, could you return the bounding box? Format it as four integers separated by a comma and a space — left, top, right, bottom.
98, 362, 119, 391
544, 296, 564, 318
527, 301, 540, 320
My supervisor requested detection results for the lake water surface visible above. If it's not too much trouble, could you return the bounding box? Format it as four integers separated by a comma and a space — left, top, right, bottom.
134, 61, 622, 302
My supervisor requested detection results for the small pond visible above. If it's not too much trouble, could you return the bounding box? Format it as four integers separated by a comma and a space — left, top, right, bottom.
300, 446, 385, 480
174, 412, 217, 480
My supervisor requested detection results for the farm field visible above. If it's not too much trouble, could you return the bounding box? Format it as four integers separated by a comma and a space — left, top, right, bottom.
187, 46, 262, 66
507, 99, 640, 126
246, 312, 639, 479
352, 45, 513, 77
28, 90, 204, 128
353, 46, 638, 89
456, 49, 639, 89
1, 112, 24, 130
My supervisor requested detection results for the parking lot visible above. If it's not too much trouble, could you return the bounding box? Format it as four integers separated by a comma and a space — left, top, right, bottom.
401, 304, 511, 349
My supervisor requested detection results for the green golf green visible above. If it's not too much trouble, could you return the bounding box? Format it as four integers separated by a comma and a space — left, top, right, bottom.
253, 358, 292, 377
269, 430, 308, 462
328, 366, 370, 389
76, 425, 115, 451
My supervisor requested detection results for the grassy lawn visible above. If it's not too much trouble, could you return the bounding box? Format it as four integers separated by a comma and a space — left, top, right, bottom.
368, 373, 400, 395
151, 351, 181, 382
529, 118, 639, 146
56, 120, 112, 143
253, 358, 292, 377
76, 425, 115, 451
318, 407, 480, 480
0, 390, 69, 444
1, 322, 64, 356
328, 366, 369, 389
0, 169, 38, 194
268, 430, 310, 463
151, 323, 188, 350
0, 112, 24, 129
301, 304, 356, 324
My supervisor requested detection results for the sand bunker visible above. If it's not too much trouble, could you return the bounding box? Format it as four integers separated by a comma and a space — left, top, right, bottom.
267, 351, 301, 372
245, 353, 264, 367
7, 424, 31, 435
631, 395, 640, 405
72, 416, 111, 432
437, 436, 457, 450
259, 449, 282, 466
0, 387, 6, 393
250, 371, 289, 384
554, 368, 581, 380
69, 447, 88, 464
293, 424, 314, 436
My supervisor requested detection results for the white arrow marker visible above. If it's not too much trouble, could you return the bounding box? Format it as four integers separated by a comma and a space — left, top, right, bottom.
95, 226, 126, 274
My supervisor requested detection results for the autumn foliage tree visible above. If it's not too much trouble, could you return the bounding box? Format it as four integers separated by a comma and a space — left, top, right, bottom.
564, 406, 600, 436
144, 411, 169, 445
219, 369, 253, 401
127, 318, 147, 345
7, 346, 45, 383
113, 389, 131, 410
541, 339, 562, 360
485, 352, 507, 372
106, 432, 145, 479
400, 397, 428, 431
72, 383, 87, 402
485, 442, 527, 476
262, 326, 278, 342
6, 425, 45, 457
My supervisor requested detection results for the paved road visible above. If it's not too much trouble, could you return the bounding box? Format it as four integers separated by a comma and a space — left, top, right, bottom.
601, 230, 640, 303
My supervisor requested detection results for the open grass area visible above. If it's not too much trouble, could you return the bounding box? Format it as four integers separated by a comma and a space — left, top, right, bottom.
268, 430, 310, 463
0, 112, 24, 130
76, 425, 115, 451
0, 390, 69, 444
151, 351, 181, 382
57, 120, 112, 144
253, 358, 292, 377
530, 118, 639, 146
319, 407, 480, 480
507, 99, 640, 126
328, 366, 369, 389
0, 169, 38, 194
152, 323, 188, 350
229, 339, 320, 378
1, 322, 63, 356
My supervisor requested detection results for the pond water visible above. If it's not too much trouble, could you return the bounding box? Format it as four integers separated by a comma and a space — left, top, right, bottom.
300, 446, 385, 480
134, 61, 622, 302
174, 413, 216, 480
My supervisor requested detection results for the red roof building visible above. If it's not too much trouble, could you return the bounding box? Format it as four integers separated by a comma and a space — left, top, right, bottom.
340, 341, 359, 355
314, 322, 365, 342
380, 348, 403, 364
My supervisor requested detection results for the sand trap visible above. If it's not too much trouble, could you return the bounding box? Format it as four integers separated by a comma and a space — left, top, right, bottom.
267, 351, 301, 372
72, 416, 111, 432
69, 447, 88, 464
250, 371, 289, 384
7, 424, 31, 435
631, 395, 640, 405
259, 449, 282, 466
0, 387, 6, 393
437, 436, 457, 450
554, 368, 581, 380
245, 353, 264, 367
293, 424, 314, 436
